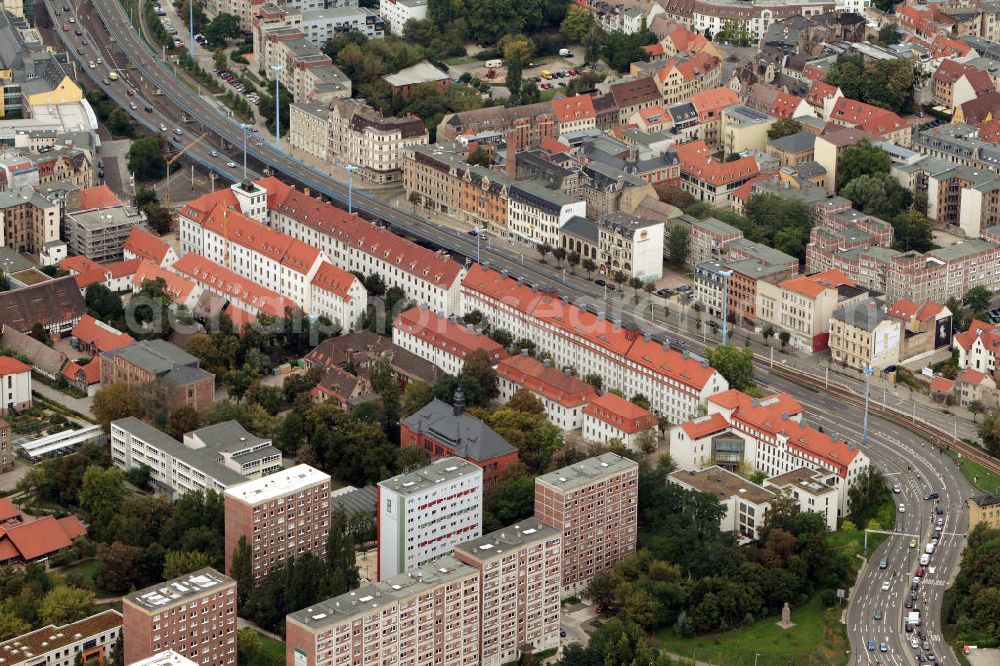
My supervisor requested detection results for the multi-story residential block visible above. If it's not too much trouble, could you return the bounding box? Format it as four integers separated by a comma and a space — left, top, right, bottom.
298, 6, 385, 42
0, 610, 122, 666
378, 0, 427, 35
377, 457, 483, 580
926, 165, 1000, 237
582, 392, 657, 450
507, 181, 586, 248
285, 555, 480, 666
122, 569, 237, 666
132, 261, 201, 310
767, 131, 817, 167
670, 389, 869, 515
675, 140, 760, 205
597, 212, 664, 281
64, 203, 144, 263
100, 340, 215, 411
437, 101, 557, 146
534, 453, 638, 595
968, 494, 1000, 529
689, 87, 740, 149
327, 98, 428, 184
829, 297, 904, 371
400, 391, 517, 489
650, 53, 722, 106
392, 305, 507, 376
382, 61, 450, 98
111, 417, 282, 497
289, 99, 330, 162
0, 355, 31, 415
460, 264, 729, 422
496, 353, 597, 430
756, 269, 869, 352
721, 104, 777, 155
224, 464, 331, 581
169, 253, 298, 322
454, 520, 562, 666
669, 466, 776, 541
130, 650, 200, 666
0, 187, 60, 254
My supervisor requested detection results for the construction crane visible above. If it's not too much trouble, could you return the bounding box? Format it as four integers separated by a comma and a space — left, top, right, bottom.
163, 132, 209, 209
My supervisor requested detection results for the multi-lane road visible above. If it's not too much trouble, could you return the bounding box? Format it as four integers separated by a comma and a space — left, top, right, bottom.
43, 2, 985, 663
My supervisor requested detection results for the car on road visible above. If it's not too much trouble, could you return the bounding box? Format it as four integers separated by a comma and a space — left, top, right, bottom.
925, 492, 939, 500
906, 598, 914, 609
916, 566, 925, 577
935, 505, 943, 515
910, 637, 919, 648
102, 78, 110, 84
63, 3, 70, 9
893, 484, 901, 493
81, 38, 87, 44
172, 135, 181, 143
126, 88, 134, 96
594, 279, 606, 286
173, 128, 183, 135
921, 641, 931, 650
210, 150, 219, 157
867, 640, 876, 652
917, 655, 927, 663
879, 643, 888, 652
68, 16, 75, 22
881, 581, 891, 591
159, 123, 168, 131
74, 28, 82, 35
909, 538, 918, 548
879, 556, 888, 569
62, 23, 69, 30
144, 104, 153, 112
226, 161, 237, 168
937, 517, 944, 526
88, 61, 95, 69
926, 652, 936, 662
656, 288, 672, 296
96, 58, 103, 64
559, 630, 566, 637
76, 47, 84, 55
873, 609, 882, 621
54, 8, 61, 15
898, 503, 905, 512
918, 629, 927, 640
128, 102, 137, 110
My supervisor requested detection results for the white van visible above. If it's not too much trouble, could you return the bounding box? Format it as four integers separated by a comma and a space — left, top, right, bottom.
919, 553, 930, 566
559, 48, 572, 57
925, 543, 935, 555
485, 59, 502, 69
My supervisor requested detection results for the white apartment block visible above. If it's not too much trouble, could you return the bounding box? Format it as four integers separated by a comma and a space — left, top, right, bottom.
461, 264, 729, 423
598, 213, 664, 283
392, 305, 508, 376
669, 389, 869, 515
285, 555, 481, 666
669, 466, 776, 541
0, 610, 122, 666
377, 457, 483, 580
454, 520, 563, 666
110, 417, 282, 498
299, 6, 386, 43
507, 182, 586, 248
496, 354, 596, 430
765, 467, 839, 531
378, 0, 427, 35
581, 392, 658, 450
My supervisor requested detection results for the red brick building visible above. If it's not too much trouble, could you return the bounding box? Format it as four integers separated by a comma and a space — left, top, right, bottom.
400, 390, 518, 489
223, 464, 331, 582
99, 339, 215, 411
534, 453, 638, 596
122, 568, 237, 666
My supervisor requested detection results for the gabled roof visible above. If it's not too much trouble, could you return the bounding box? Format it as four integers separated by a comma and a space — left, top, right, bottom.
0, 355, 30, 375
172, 253, 296, 317
583, 392, 657, 434
958, 367, 990, 386
0, 514, 83, 562
310, 262, 359, 301
769, 91, 804, 119
675, 140, 759, 185
0, 277, 85, 333
78, 184, 123, 210
497, 354, 597, 409
679, 412, 730, 439
930, 375, 955, 393
402, 399, 515, 462
123, 228, 172, 264
806, 81, 840, 108
690, 86, 740, 115
71, 315, 134, 352
62, 359, 101, 386
133, 260, 198, 305
953, 320, 1000, 352
393, 306, 507, 364
552, 94, 597, 123
624, 335, 718, 392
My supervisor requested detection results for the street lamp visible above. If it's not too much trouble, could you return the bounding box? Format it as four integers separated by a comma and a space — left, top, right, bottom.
754, 653, 761, 666
862, 364, 876, 446
238, 123, 254, 180
472, 227, 487, 263
719, 269, 733, 345
270, 65, 285, 150
345, 164, 358, 214
189, 0, 195, 60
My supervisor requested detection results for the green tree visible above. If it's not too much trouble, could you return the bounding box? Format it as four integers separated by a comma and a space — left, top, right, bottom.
231, 536, 255, 605
778, 330, 791, 350
498, 33, 535, 63
462, 348, 500, 400
836, 141, 891, 192
584, 373, 603, 392
741, 193, 813, 262
767, 118, 803, 141
483, 473, 536, 533
163, 550, 214, 579
603, 29, 654, 73
111, 633, 124, 666
841, 172, 913, 220
582, 258, 597, 278
107, 108, 135, 138
505, 53, 523, 103
95, 541, 143, 593
91, 383, 143, 432
980, 410, 1000, 457
584, 25, 604, 66
667, 225, 690, 268
225, 365, 258, 403
401, 381, 434, 417
0, 609, 29, 641
467, 145, 492, 167
128, 136, 167, 182
325, 507, 360, 594
879, 23, 901, 45
39, 587, 94, 626
488, 407, 563, 472
561, 5, 596, 41
705, 344, 755, 391
204, 12, 240, 44
965, 285, 993, 313
507, 388, 545, 414
29, 322, 51, 345
892, 209, 934, 253
79, 465, 127, 523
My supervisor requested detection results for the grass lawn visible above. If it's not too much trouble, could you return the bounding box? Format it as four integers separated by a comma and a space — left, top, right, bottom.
254, 631, 286, 666
55, 560, 120, 599
948, 448, 1000, 493
654, 596, 848, 665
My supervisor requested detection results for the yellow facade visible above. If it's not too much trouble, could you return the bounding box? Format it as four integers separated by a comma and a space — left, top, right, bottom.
968, 496, 1000, 528
25, 75, 83, 107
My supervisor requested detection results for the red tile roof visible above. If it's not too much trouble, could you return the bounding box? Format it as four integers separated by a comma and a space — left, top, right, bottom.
311, 262, 359, 302
71, 315, 134, 352
0, 514, 84, 563
930, 375, 955, 394
675, 140, 759, 186
60, 255, 99, 274
0, 498, 24, 523
780, 269, 854, 298
625, 335, 718, 392
394, 306, 507, 364
806, 81, 839, 109
953, 320, 1000, 353
768, 91, 804, 119
123, 228, 172, 264
540, 137, 571, 154
690, 86, 740, 116
642, 43, 665, 57
172, 253, 297, 318
679, 412, 730, 439
78, 185, 123, 210
254, 176, 294, 208
958, 367, 989, 386
830, 98, 908, 136
888, 298, 919, 320
352, 224, 463, 287
0, 356, 30, 375
552, 94, 597, 123
666, 25, 709, 53
201, 206, 321, 275
934, 58, 972, 85
133, 260, 198, 304
497, 354, 597, 409
584, 392, 656, 433
62, 359, 101, 386
178, 188, 239, 223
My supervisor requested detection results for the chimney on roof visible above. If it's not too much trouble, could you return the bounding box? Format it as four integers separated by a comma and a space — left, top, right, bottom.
453, 387, 465, 417
543, 358, 552, 368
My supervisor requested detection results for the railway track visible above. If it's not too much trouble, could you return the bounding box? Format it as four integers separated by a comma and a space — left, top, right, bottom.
759, 355, 1000, 480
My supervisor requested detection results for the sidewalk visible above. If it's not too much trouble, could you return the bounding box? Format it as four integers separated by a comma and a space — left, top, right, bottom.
33, 383, 93, 416
237, 617, 283, 642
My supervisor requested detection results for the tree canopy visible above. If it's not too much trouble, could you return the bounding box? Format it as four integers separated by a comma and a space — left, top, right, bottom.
836, 141, 891, 192
823, 54, 916, 113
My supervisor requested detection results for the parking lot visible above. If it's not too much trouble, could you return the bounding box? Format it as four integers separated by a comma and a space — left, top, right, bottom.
447, 48, 587, 92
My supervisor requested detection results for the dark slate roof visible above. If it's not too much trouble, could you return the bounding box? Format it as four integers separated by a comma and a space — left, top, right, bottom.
768, 131, 816, 154
402, 399, 516, 462
561, 216, 599, 243
0, 276, 85, 333
330, 485, 378, 515
305, 331, 442, 386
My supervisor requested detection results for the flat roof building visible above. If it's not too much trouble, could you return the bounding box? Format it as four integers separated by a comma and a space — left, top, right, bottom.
669, 466, 776, 541
224, 464, 331, 581
534, 453, 638, 595
64, 205, 144, 263
0, 610, 121, 666
378, 456, 482, 580
128, 651, 200, 666
122, 569, 237, 666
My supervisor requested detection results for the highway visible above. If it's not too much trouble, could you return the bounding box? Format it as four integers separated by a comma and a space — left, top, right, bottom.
41, 2, 984, 663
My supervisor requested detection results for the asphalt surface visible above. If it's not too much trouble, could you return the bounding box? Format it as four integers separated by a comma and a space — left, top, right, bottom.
44, 3, 978, 663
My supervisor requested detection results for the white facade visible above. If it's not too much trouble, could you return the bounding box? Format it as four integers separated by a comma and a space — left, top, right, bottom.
299, 6, 386, 44
506, 186, 586, 248
765, 468, 839, 531
378, 0, 427, 35
0, 361, 32, 413
669, 467, 775, 541
582, 413, 654, 450
0, 611, 122, 666
377, 457, 483, 580
310, 265, 367, 331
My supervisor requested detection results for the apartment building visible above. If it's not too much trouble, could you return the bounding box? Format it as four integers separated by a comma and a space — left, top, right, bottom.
401, 392, 517, 489
926, 164, 1000, 237
379, 0, 427, 34
460, 264, 729, 422
689, 87, 741, 150
764, 467, 839, 531
377, 457, 483, 580
64, 206, 144, 263
0, 610, 122, 666
670, 389, 869, 515
285, 555, 480, 666
169, 253, 298, 322
534, 453, 638, 595
675, 140, 760, 206
968, 494, 1000, 529
392, 305, 507, 376
327, 98, 428, 184
507, 181, 586, 248
289, 99, 330, 161
132, 261, 201, 310
828, 298, 904, 371
111, 417, 282, 497
496, 353, 597, 430
955, 320, 1000, 379
0, 187, 60, 254
582, 392, 657, 450
130, 651, 199, 666
123, 227, 178, 267
224, 464, 332, 581
596, 212, 664, 282
100, 340, 215, 411
669, 466, 776, 541
651, 53, 722, 106
122, 569, 237, 666
454, 520, 562, 666
0, 355, 31, 415
552, 95, 597, 135
0, 415, 10, 473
